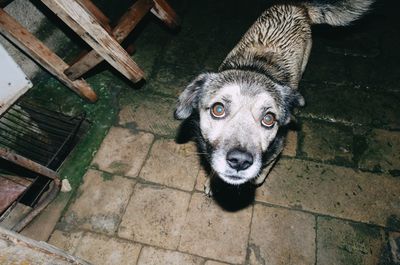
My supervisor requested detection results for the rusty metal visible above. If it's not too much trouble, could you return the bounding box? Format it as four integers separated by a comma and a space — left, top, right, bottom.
0, 101, 87, 231
0, 148, 60, 181
12, 180, 60, 232
0, 147, 61, 232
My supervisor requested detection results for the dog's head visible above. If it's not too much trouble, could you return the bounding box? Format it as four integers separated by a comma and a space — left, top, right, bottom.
175, 70, 304, 185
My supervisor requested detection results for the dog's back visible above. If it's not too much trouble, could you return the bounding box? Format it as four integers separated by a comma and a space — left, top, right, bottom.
220, 0, 374, 89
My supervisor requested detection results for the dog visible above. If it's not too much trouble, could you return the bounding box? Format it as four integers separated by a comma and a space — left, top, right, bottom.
175, 0, 373, 194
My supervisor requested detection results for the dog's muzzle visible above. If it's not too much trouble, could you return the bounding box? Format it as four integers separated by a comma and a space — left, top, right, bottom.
226, 148, 254, 171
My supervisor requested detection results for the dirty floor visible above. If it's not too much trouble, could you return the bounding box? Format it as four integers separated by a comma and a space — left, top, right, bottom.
13, 0, 400, 264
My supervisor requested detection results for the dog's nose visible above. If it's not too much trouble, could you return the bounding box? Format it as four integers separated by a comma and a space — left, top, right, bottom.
226, 149, 253, 171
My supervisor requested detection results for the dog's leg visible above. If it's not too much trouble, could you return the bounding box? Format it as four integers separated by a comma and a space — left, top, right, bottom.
204, 177, 212, 196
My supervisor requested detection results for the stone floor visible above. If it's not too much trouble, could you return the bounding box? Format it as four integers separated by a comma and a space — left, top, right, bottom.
17, 0, 400, 264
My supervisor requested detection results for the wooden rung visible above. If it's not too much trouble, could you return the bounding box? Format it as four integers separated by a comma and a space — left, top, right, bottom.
151, 0, 180, 29
77, 0, 112, 33
0, 8, 98, 102
40, 0, 145, 83
65, 0, 154, 80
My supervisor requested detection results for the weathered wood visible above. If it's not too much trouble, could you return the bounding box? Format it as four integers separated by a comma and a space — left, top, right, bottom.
151, 0, 180, 29
0, 227, 92, 265
0, 148, 60, 182
39, 0, 145, 82
113, 0, 154, 42
78, 0, 112, 33
65, 0, 154, 80
0, 177, 27, 214
0, 148, 62, 232
0, 8, 98, 102
2, 175, 32, 187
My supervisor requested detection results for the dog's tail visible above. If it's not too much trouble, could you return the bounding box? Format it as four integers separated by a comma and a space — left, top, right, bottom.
304, 0, 374, 26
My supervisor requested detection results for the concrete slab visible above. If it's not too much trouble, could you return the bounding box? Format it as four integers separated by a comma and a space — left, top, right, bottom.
118, 95, 180, 137
317, 217, 384, 265
118, 183, 191, 250
179, 193, 252, 264
359, 129, 400, 174
137, 246, 204, 265
74, 232, 141, 265
91, 127, 154, 178
300, 120, 353, 164
248, 204, 316, 265
48, 229, 83, 255
256, 159, 400, 229
140, 139, 200, 191
62, 170, 136, 235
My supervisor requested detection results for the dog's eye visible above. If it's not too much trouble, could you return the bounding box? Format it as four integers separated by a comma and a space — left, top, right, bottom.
261, 112, 276, 127
211, 102, 225, 118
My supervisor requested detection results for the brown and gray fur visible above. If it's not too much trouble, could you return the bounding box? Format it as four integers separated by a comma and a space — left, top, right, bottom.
175, 0, 373, 194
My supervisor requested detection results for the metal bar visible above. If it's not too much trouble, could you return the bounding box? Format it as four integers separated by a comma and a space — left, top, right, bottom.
4, 112, 72, 138
0, 121, 60, 152
0, 124, 54, 154
0, 135, 50, 164
0, 148, 60, 181
2, 114, 67, 139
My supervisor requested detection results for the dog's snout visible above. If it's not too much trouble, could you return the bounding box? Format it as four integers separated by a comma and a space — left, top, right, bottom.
226, 149, 253, 171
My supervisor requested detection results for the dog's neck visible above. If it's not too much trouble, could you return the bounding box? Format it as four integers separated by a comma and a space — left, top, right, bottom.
219, 4, 313, 90
218, 52, 292, 88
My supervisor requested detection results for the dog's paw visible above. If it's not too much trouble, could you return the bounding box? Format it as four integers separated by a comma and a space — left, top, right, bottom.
204, 178, 213, 197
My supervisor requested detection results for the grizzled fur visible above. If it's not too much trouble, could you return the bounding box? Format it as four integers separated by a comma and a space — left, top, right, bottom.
175, 0, 373, 192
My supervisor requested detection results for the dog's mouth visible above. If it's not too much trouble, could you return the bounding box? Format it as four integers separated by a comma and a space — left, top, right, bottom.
211, 150, 262, 185
219, 173, 249, 185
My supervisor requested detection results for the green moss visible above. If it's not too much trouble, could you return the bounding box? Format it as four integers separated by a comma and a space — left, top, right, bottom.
109, 161, 128, 176
101, 171, 114, 181
25, 70, 126, 191
386, 215, 400, 231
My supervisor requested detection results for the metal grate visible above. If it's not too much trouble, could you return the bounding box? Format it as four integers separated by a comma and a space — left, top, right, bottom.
0, 100, 87, 207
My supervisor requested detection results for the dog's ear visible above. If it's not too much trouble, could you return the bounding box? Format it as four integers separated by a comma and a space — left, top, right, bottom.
282, 86, 305, 108
174, 73, 215, 120
276, 85, 305, 125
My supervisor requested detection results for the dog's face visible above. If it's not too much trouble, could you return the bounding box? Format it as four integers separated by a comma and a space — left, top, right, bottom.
175, 70, 304, 185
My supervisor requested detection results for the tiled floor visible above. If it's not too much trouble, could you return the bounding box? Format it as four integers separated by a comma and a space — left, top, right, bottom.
30, 0, 400, 264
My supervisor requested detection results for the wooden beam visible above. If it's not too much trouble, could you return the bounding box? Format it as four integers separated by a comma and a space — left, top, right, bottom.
39, 0, 145, 82
151, 0, 180, 29
77, 0, 112, 33
0, 8, 98, 102
65, 0, 154, 80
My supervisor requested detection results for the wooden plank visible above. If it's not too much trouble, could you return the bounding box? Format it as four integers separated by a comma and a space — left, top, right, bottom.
0, 148, 60, 182
0, 177, 27, 214
151, 0, 180, 29
113, 0, 154, 42
2, 175, 33, 187
39, 0, 145, 82
77, 0, 112, 33
0, 227, 92, 265
0, 8, 98, 102
65, 0, 153, 80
